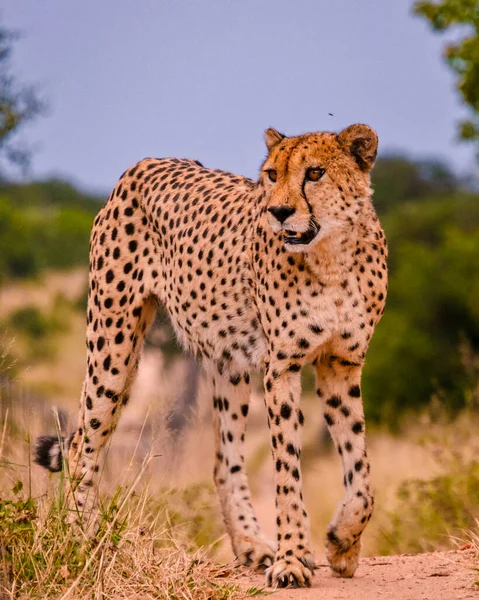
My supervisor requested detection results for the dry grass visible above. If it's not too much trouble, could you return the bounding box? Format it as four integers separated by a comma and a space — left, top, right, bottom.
0, 415, 253, 600
0, 481, 248, 600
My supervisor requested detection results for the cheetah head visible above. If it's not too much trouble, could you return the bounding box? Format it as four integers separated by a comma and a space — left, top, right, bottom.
261, 124, 378, 252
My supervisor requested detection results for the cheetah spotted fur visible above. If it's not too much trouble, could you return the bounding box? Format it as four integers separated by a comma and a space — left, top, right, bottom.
35, 124, 387, 588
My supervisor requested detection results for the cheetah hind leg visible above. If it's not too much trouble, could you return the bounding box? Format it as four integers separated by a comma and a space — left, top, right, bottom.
211, 368, 276, 571
64, 294, 157, 525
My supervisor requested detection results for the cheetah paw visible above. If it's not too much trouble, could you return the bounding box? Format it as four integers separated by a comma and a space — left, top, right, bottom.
235, 538, 277, 572
326, 526, 361, 577
265, 553, 315, 588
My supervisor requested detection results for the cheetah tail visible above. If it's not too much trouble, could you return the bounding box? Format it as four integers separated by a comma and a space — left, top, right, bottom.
34, 433, 74, 472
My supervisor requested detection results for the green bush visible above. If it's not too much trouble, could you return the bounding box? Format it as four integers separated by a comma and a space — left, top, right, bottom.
378, 460, 479, 555
363, 193, 479, 425
3, 304, 68, 362
8, 307, 57, 338
0, 180, 101, 283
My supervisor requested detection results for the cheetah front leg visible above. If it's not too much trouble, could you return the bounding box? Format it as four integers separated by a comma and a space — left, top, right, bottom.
212, 369, 276, 571
263, 364, 315, 588
315, 360, 373, 577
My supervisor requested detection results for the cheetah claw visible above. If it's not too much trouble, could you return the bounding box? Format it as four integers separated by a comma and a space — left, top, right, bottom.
235, 538, 277, 572
265, 554, 315, 588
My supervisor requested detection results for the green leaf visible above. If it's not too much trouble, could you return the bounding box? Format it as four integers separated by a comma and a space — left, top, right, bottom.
12, 480, 23, 495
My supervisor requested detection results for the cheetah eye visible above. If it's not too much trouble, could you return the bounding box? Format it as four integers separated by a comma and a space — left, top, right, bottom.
266, 169, 277, 183
305, 167, 325, 182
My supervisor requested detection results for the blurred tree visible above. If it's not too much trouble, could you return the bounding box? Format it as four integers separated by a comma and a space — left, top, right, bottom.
0, 180, 102, 282
372, 154, 458, 214
0, 23, 44, 172
414, 0, 479, 148
363, 191, 479, 426
0, 196, 40, 279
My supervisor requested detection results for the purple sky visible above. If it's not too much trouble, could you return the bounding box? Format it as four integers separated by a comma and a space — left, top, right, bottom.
2, 0, 476, 193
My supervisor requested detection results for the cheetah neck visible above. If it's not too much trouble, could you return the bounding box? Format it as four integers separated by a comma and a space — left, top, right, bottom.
306, 234, 356, 284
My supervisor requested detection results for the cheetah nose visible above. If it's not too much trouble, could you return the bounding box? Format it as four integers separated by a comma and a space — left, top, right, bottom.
268, 205, 296, 224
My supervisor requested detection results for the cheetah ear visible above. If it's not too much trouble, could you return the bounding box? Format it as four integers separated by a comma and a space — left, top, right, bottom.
338, 124, 378, 172
265, 128, 285, 152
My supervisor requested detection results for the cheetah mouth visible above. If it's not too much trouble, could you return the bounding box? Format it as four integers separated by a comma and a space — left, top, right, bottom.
283, 224, 320, 246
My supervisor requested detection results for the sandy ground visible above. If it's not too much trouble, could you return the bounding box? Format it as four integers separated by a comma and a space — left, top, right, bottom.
237, 549, 477, 599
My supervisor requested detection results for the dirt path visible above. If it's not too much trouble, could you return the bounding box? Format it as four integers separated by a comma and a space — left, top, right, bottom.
237, 550, 477, 599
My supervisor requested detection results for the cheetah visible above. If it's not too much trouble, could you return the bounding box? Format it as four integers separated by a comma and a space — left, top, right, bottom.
35, 124, 387, 588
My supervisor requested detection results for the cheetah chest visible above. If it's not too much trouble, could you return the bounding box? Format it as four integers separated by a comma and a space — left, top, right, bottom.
255, 269, 375, 368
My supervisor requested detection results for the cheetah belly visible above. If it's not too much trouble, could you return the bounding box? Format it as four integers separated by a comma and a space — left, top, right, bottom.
162, 270, 268, 372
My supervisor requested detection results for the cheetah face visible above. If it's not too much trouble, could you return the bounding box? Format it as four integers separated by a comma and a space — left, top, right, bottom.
261, 124, 378, 252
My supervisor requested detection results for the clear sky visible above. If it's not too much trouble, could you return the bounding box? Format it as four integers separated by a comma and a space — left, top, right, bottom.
2, 0, 476, 194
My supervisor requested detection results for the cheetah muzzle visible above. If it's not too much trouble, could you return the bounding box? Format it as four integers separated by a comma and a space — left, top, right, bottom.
283, 221, 320, 246
35, 123, 387, 589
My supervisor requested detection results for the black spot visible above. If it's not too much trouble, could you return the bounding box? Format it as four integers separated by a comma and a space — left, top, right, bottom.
326, 395, 342, 408
230, 374, 241, 386
352, 421, 363, 434
280, 403, 292, 419
324, 412, 335, 426
297, 409, 305, 426
327, 528, 340, 545
349, 385, 361, 397
90, 418, 101, 430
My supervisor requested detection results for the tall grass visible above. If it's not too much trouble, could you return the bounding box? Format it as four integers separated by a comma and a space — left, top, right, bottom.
0, 476, 245, 599
0, 404, 253, 600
